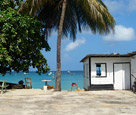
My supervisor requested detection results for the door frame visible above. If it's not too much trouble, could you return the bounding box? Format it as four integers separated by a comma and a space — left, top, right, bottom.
113, 62, 131, 89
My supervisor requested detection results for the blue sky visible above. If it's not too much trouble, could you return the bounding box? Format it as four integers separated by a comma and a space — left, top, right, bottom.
41, 0, 136, 71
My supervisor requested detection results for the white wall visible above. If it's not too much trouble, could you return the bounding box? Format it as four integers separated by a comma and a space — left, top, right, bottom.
131, 55, 136, 87
91, 57, 130, 85
83, 59, 90, 89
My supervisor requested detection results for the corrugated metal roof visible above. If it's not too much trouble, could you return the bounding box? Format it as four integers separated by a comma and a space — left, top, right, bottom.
80, 51, 136, 62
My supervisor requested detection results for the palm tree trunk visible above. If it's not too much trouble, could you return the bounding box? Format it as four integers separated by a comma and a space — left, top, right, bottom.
55, 0, 67, 91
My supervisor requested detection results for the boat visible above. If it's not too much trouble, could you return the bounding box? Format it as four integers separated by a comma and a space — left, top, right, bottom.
24, 72, 28, 75
67, 71, 71, 74
48, 72, 52, 75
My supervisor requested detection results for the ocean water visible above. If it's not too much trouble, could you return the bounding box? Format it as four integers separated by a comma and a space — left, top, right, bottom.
0, 71, 83, 90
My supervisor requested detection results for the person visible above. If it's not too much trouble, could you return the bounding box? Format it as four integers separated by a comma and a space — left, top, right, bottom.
52, 72, 55, 80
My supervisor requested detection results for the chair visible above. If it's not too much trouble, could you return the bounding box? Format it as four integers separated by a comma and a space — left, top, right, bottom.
0, 81, 9, 94
71, 83, 78, 91
24, 78, 32, 89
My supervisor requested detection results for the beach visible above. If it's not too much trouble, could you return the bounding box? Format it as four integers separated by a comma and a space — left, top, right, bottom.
0, 71, 83, 90
0, 89, 136, 115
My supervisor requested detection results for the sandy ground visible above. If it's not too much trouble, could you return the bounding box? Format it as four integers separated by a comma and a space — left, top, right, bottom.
0, 89, 136, 115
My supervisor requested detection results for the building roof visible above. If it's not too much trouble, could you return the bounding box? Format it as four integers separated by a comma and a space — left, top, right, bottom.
80, 51, 136, 62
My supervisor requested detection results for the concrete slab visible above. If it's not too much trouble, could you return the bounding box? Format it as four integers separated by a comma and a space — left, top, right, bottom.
0, 90, 136, 115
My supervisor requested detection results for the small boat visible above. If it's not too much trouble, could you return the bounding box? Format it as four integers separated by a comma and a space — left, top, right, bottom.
67, 71, 71, 74
24, 72, 28, 75
48, 72, 52, 75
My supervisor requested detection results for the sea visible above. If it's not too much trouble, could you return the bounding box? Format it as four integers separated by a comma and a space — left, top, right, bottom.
0, 71, 83, 91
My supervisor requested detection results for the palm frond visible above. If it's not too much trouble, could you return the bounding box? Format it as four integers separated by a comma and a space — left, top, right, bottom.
18, 0, 115, 41
18, 0, 51, 16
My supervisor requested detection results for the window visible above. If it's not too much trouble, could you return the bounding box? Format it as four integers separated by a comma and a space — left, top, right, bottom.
96, 64, 101, 76
96, 63, 107, 77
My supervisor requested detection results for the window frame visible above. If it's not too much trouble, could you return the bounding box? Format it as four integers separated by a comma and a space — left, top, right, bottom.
95, 63, 107, 78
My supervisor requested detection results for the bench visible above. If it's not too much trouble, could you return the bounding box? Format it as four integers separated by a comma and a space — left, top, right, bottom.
0, 81, 9, 94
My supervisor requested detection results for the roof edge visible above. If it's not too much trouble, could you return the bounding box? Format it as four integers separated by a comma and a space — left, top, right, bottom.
80, 51, 136, 62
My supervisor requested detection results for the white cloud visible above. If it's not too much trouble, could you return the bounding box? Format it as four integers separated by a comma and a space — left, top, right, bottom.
65, 38, 86, 52
128, 0, 136, 11
103, 25, 135, 41
103, 0, 136, 13
103, 0, 125, 14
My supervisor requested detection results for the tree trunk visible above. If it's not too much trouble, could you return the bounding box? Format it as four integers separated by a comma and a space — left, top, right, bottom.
55, 0, 67, 91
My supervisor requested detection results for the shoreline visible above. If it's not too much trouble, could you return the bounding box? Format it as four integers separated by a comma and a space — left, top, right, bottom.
0, 88, 85, 96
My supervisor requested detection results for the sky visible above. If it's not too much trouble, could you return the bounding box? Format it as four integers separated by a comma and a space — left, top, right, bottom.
41, 0, 136, 71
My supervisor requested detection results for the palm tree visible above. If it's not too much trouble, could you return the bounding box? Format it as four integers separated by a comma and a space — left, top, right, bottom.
19, 0, 115, 91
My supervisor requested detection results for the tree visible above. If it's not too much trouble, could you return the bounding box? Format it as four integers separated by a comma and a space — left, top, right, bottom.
0, 0, 23, 11
19, 0, 115, 91
0, 0, 50, 75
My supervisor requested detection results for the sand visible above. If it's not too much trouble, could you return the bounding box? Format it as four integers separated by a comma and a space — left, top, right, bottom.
0, 89, 136, 115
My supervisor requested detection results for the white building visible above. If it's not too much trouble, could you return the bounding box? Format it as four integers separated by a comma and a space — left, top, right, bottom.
81, 52, 136, 90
